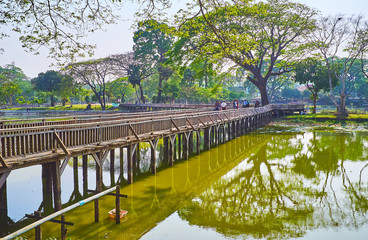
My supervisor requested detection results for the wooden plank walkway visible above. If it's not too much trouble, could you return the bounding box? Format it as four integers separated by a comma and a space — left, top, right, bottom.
0, 104, 303, 172
0, 103, 303, 235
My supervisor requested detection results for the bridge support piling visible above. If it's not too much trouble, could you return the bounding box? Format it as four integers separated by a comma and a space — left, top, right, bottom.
42, 163, 53, 213
34, 211, 42, 240
210, 127, 214, 147
169, 135, 176, 167
227, 123, 231, 141
189, 132, 193, 156
183, 132, 190, 160
0, 173, 8, 233
163, 137, 169, 163
149, 139, 158, 174
110, 149, 115, 186
127, 144, 137, 184
82, 155, 88, 196
204, 127, 210, 151
178, 133, 182, 160
119, 147, 124, 184
94, 152, 103, 222
215, 126, 219, 147
196, 130, 201, 154
52, 160, 62, 212
133, 144, 138, 176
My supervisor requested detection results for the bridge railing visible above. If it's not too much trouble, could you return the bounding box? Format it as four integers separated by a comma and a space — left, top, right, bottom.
0, 108, 212, 130
0, 106, 275, 160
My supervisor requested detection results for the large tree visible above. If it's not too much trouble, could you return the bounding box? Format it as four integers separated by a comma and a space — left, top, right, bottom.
133, 20, 174, 103
312, 15, 368, 117
106, 77, 135, 103
171, 0, 317, 105
294, 59, 338, 113
31, 70, 65, 106
67, 58, 113, 109
108, 52, 156, 103
0, 64, 30, 106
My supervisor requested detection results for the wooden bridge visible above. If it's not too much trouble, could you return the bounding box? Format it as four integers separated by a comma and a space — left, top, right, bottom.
0, 104, 303, 236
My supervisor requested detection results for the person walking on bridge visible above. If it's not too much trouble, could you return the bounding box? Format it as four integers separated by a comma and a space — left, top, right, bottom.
221, 101, 227, 110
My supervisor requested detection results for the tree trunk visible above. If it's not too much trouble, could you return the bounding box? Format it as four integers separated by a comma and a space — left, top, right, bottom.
97, 94, 105, 110
257, 82, 269, 106
50, 95, 55, 107
313, 93, 317, 114
157, 75, 163, 103
338, 93, 348, 117
138, 84, 145, 103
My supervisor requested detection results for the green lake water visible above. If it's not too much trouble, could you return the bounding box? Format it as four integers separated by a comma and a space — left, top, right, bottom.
11, 125, 368, 239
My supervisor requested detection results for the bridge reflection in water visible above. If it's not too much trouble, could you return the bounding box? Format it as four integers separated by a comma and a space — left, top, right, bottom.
7, 127, 269, 239
5, 126, 368, 240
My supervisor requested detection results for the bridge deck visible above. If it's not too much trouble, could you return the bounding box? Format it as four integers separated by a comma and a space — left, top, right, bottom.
0, 104, 304, 173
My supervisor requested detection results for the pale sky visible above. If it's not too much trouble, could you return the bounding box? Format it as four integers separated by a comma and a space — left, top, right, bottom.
0, 0, 367, 78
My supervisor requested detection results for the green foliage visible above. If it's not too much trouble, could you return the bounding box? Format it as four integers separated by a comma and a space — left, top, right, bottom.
31, 70, 66, 107
133, 19, 174, 103
106, 77, 135, 103
0, 64, 31, 107
171, 0, 318, 105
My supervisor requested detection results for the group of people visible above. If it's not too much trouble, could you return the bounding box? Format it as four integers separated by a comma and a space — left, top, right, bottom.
215, 99, 258, 111
215, 100, 228, 110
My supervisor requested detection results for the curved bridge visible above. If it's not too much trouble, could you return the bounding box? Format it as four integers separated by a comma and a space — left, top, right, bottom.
0, 104, 303, 228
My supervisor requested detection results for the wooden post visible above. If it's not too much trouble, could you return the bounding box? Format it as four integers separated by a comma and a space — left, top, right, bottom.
72, 157, 80, 201
127, 144, 136, 184
163, 137, 169, 164
183, 133, 189, 160
61, 214, 67, 240
178, 133, 182, 160
196, 131, 201, 154
135, 143, 140, 175
0, 174, 8, 232
204, 127, 211, 151
52, 160, 62, 212
110, 149, 115, 186
169, 135, 176, 166
150, 142, 157, 174
35, 211, 42, 240
222, 124, 226, 143
211, 127, 215, 147
94, 152, 102, 222
231, 121, 234, 139
189, 132, 193, 156
119, 147, 124, 184
115, 185, 121, 224
215, 126, 219, 147
173, 136, 177, 160
41, 163, 53, 213
227, 122, 231, 141
82, 155, 88, 196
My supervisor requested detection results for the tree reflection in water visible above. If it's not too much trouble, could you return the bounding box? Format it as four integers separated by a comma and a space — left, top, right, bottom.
178, 127, 368, 239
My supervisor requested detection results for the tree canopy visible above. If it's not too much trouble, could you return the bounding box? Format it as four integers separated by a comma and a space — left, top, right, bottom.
171, 0, 318, 105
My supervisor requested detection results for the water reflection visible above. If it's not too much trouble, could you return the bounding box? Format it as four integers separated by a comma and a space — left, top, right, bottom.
178, 128, 368, 239
8, 127, 368, 239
